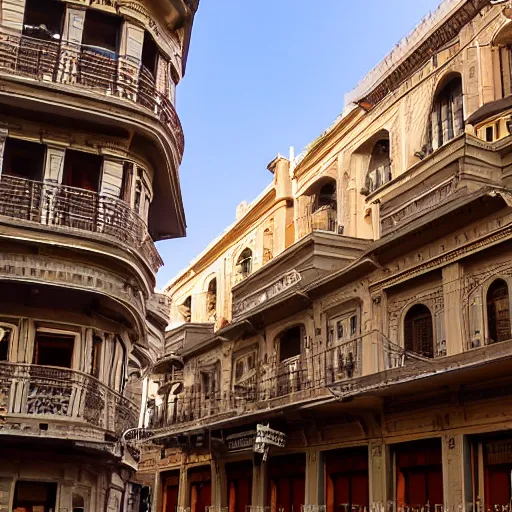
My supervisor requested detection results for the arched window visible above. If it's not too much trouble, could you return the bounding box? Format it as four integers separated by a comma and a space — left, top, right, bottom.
72, 494, 85, 512
363, 139, 391, 195
179, 296, 192, 323
429, 75, 464, 152
206, 278, 217, 323
235, 248, 252, 282
404, 304, 434, 358
278, 325, 303, 362
313, 180, 337, 213
487, 279, 511, 344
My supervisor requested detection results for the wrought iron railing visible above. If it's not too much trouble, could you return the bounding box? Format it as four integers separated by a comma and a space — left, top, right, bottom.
0, 174, 162, 271
0, 29, 184, 159
149, 337, 363, 429
0, 362, 138, 435
296, 205, 339, 239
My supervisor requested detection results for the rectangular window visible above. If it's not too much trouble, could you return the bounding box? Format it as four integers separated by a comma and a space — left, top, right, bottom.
2, 138, 45, 181
33, 332, 74, 368
13, 481, 57, 512
141, 31, 159, 76
82, 9, 121, 54
62, 150, 102, 192
329, 311, 358, 343
23, 0, 64, 40
0, 326, 12, 362
91, 336, 102, 378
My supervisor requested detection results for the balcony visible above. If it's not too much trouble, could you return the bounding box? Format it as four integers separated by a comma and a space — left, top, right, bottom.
0, 30, 184, 158
0, 362, 138, 438
148, 336, 365, 434
0, 174, 162, 271
231, 232, 369, 322
297, 205, 339, 236
374, 135, 509, 238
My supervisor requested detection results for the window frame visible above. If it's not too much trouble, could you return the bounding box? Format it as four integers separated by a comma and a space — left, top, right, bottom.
33, 327, 79, 369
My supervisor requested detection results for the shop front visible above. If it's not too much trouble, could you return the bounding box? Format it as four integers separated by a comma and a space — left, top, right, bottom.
189, 466, 212, 512
268, 454, 306, 512
227, 460, 253, 512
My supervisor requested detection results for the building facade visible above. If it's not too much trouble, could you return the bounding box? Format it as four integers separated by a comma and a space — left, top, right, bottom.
138, 1, 512, 512
0, 0, 198, 510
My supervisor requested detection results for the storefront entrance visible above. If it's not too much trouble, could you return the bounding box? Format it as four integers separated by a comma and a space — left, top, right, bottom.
325, 447, 369, 512
162, 470, 180, 512
189, 466, 212, 512
268, 453, 305, 512
482, 438, 512, 510
394, 439, 443, 508
227, 460, 253, 512
13, 481, 57, 512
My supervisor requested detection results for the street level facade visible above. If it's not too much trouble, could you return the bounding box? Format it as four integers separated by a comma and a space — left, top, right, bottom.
0, 0, 198, 510
137, 1, 512, 512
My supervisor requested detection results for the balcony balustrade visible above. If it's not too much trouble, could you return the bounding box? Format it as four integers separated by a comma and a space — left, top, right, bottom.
0, 174, 162, 271
0, 361, 138, 436
296, 206, 339, 237
149, 336, 367, 430
0, 30, 184, 158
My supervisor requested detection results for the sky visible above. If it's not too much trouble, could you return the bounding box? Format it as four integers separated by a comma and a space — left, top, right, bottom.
155, 0, 444, 289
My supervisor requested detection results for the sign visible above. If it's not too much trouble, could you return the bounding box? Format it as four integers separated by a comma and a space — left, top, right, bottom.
233, 271, 302, 318
226, 430, 256, 452
254, 424, 287, 453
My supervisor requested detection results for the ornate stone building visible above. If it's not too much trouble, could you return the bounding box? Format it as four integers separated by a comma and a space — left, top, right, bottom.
0, 0, 198, 510
137, 1, 512, 512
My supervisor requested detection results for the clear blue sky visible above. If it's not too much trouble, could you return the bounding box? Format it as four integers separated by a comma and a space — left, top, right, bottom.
156, 0, 443, 288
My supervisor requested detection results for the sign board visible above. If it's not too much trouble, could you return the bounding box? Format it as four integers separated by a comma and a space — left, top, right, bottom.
233, 271, 301, 319
485, 439, 512, 465
254, 424, 287, 454
226, 430, 256, 452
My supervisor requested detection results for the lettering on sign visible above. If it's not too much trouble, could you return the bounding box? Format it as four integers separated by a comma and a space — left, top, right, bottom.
233, 271, 302, 318
226, 430, 256, 452
254, 424, 287, 454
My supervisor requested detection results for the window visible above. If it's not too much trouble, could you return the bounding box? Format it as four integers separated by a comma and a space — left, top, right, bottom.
404, 304, 434, 358
141, 31, 159, 76
2, 138, 45, 181
179, 296, 192, 323
62, 150, 102, 192
33, 331, 75, 368
279, 326, 302, 362
206, 278, 217, 323
235, 248, 252, 282
120, 162, 134, 204
233, 351, 256, 385
429, 75, 464, 152
72, 494, 85, 512
363, 139, 391, 195
329, 312, 358, 344
23, 0, 64, 40
14, 481, 58, 512
91, 336, 102, 378
0, 326, 12, 362
313, 180, 337, 213
82, 9, 121, 55
487, 279, 511, 344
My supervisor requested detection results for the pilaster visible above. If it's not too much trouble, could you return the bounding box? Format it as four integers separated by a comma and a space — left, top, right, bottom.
178, 465, 189, 508
442, 434, 472, 512
305, 449, 323, 506
442, 263, 464, 355
211, 459, 227, 508
252, 456, 267, 507
369, 442, 390, 506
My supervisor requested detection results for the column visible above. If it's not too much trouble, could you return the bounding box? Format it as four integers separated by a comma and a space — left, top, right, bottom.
153, 470, 162, 512
211, 459, 227, 508
369, 442, 390, 508
442, 263, 464, 356
252, 456, 268, 507
178, 466, 189, 509
305, 449, 324, 506
442, 434, 472, 512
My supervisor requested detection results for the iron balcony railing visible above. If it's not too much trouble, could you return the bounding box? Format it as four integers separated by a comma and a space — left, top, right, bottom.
0, 30, 184, 159
150, 336, 367, 429
0, 174, 162, 271
0, 361, 138, 435
148, 332, 430, 430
